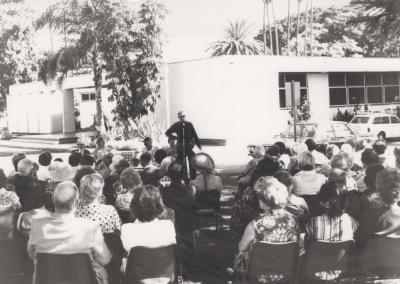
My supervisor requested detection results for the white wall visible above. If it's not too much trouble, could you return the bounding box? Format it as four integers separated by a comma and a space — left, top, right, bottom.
307, 73, 331, 121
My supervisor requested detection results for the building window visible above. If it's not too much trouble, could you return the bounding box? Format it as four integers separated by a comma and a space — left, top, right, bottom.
329, 72, 400, 107
81, 93, 95, 102
278, 73, 308, 109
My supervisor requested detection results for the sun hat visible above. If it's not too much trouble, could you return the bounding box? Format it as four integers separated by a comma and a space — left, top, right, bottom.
49, 162, 71, 183
191, 153, 215, 173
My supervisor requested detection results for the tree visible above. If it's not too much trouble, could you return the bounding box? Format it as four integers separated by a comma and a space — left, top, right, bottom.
296, 0, 303, 55
106, 0, 167, 131
287, 0, 291, 55
264, 0, 273, 53
270, 0, 280, 55
0, 2, 38, 112
207, 20, 263, 56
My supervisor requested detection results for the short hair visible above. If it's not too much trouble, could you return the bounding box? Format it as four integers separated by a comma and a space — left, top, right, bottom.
250, 156, 281, 186
254, 176, 289, 209
251, 145, 265, 159
364, 163, 385, 191
120, 168, 142, 190
267, 145, 280, 157
292, 143, 308, 156
115, 159, 130, 175
141, 167, 163, 186
328, 168, 347, 189
130, 185, 163, 222
54, 158, 63, 162
96, 137, 105, 146
305, 139, 317, 152
38, 151, 52, 167
143, 137, 152, 143
326, 144, 340, 159
69, 152, 82, 167
341, 143, 353, 155
373, 140, 387, 155
12, 152, 26, 172
73, 166, 96, 189
330, 153, 351, 171
80, 154, 94, 166
346, 138, 357, 150
140, 152, 152, 166
18, 159, 35, 176
274, 142, 287, 155
167, 161, 183, 181
273, 171, 294, 194
317, 182, 346, 218
103, 153, 113, 167
154, 149, 168, 165
376, 169, 400, 205
298, 151, 315, 171
361, 149, 379, 166
53, 181, 79, 213
79, 174, 104, 203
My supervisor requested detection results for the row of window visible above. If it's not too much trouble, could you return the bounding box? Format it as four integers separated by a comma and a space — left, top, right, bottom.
279, 73, 308, 108
81, 93, 96, 101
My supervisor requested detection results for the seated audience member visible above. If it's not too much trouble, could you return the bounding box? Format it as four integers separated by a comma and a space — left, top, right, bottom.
287, 142, 308, 176
373, 140, 388, 166
120, 184, 176, 253
356, 148, 380, 192
238, 145, 265, 190
76, 174, 121, 234
93, 137, 106, 163
73, 166, 96, 189
394, 147, 400, 170
330, 153, 357, 191
292, 151, 326, 196
305, 139, 329, 166
115, 168, 142, 217
10, 152, 26, 176
274, 141, 290, 170
166, 136, 177, 158
13, 159, 46, 212
27, 181, 111, 284
36, 151, 52, 181
160, 156, 176, 175
80, 154, 95, 167
273, 171, 309, 224
154, 149, 168, 168
47, 162, 71, 192
140, 152, 154, 170
104, 159, 130, 206
98, 153, 113, 179
361, 163, 385, 210
0, 188, 30, 284
68, 151, 82, 179
305, 182, 358, 242
326, 144, 340, 160
233, 177, 299, 278
142, 137, 158, 157
230, 156, 281, 239
267, 145, 281, 160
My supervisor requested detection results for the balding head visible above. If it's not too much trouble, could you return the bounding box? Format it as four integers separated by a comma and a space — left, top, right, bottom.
53, 181, 79, 213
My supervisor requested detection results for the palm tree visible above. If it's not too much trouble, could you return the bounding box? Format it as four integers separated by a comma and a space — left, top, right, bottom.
270, 0, 280, 55
350, 0, 400, 40
287, 0, 291, 55
304, 0, 309, 56
309, 0, 313, 56
207, 20, 263, 56
265, 0, 274, 54
296, 0, 302, 55
262, 0, 267, 54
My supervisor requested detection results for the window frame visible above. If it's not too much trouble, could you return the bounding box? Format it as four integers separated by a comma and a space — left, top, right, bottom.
279, 73, 309, 110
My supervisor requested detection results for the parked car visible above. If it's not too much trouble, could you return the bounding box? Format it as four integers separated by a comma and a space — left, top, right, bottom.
349, 112, 400, 140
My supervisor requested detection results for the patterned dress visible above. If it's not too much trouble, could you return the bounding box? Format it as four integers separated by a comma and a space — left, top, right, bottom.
76, 202, 121, 234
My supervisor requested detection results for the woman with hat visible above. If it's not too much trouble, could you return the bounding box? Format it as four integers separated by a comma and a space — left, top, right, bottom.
45, 162, 72, 211
190, 153, 222, 211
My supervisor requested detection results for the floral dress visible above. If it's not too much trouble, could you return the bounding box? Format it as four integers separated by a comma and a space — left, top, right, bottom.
234, 209, 299, 282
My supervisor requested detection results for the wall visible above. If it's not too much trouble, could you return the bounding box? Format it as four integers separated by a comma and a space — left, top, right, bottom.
307, 73, 331, 121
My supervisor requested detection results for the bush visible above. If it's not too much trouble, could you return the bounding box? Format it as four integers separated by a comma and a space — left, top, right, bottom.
333, 108, 354, 122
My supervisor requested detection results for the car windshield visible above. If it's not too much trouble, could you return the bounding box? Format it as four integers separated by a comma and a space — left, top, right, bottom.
351, 116, 369, 124
284, 124, 317, 138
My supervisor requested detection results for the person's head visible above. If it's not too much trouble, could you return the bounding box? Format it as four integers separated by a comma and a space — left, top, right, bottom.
167, 161, 183, 181
160, 156, 176, 174
96, 136, 105, 148
49, 162, 71, 183
250, 155, 281, 186
103, 153, 113, 168
53, 181, 79, 214
361, 148, 379, 167
141, 167, 163, 186
68, 152, 82, 167
267, 145, 280, 158
341, 143, 354, 155
292, 142, 308, 157
326, 144, 340, 160
120, 168, 142, 191
178, 111, 186, 122
376, 169, 400, 205
330, 153, 352, 171
54, 158, 63, 162
346, 138, 357, 151
168, 136, 177, 147
131, 158, 141, 167
373, 140, 387, 155
79, 174, 104, 204
328, 168, 347, 190
114, 159, 130, 176
12, 152, 26, 172
274, 142, 287, 156
273, 171, 294, 194
154, 149, 167, 165
143, 137, 153, 149
305, 139, 317, 152
18, 159, 36, 176
298, 151, 315, 171
140, 152, 153, 168
80, 154, 94, 167
130, 184, 163, 222
38, 151, 52, 167
249, 145, 265, 159
364, 163, 385, 191
317, 182, 346, 218
73, 166, 96, 189
254, 176, 289, 211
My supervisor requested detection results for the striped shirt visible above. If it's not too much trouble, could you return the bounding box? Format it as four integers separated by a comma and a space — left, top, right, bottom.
306, 213, 358, 242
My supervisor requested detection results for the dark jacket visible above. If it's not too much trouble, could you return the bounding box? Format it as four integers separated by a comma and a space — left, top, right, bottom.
165, 121, 201, 151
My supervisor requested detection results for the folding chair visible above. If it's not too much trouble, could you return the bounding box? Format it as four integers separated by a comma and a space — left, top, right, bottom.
302, 240, 354, 284
246, 241, 299, 284
35, 253, 97, 284
125, 244, 177, 284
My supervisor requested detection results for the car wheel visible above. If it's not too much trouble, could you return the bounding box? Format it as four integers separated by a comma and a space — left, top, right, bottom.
378, 131, 386, 140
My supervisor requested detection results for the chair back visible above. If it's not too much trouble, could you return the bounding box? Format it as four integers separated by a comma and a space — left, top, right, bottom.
35, 253, 97, 284
247, 241, 298, 284
195, 190, 221, 211
125, 245, 176, 284
358, 235, 400, 276
303, 240, 354, 281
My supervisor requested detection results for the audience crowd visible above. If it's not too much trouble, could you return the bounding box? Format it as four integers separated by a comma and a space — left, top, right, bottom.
2, 135, 400, 283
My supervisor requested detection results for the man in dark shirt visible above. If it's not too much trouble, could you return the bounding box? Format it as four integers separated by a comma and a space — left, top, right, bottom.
165, 111, 201, 180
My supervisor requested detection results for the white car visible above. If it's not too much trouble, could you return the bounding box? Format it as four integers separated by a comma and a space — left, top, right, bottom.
349, 112, 400, 140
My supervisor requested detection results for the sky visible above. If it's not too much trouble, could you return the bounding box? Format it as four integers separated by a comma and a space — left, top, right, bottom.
29, 0, 351, 62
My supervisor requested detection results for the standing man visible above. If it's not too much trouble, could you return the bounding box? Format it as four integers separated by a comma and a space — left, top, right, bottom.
166, 111, 201, 180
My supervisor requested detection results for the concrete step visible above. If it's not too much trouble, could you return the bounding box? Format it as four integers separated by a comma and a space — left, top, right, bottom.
12, 139, 57, 145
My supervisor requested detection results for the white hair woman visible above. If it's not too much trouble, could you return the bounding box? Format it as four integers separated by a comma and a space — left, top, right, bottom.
75, 174, 121, 234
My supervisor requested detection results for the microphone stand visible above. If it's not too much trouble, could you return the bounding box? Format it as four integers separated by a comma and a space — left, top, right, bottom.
182, 122, 188, 182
